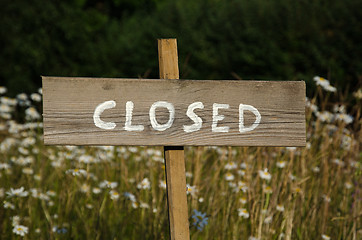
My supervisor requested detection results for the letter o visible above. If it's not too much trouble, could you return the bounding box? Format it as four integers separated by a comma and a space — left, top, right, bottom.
149, 101, 175, 131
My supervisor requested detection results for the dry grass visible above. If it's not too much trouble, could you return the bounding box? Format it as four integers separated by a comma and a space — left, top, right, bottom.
0, 82, 361, 239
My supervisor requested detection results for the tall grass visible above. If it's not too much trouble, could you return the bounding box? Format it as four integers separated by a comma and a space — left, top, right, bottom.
0, 80, 361, 240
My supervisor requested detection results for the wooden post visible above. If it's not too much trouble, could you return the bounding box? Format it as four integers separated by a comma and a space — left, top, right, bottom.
158, 39, 190, 240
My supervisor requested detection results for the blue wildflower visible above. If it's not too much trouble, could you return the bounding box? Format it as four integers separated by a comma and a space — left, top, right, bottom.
192, 209, 208, 231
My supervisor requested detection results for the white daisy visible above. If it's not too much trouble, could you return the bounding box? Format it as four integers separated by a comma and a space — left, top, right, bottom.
276, 161, 286, 168
238, 208, 249, 218
224, 162, 237, 170
109, 190, 120, 200
225, 172, 235, 181
99, 180, 118, 189
13, 225, 29, 236
258, 168, 271, 181
6, 187, 28, 197
137, 178, 151, 190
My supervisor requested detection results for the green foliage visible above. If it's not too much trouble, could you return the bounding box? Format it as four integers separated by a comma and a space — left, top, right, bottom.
0, 0, 361, 96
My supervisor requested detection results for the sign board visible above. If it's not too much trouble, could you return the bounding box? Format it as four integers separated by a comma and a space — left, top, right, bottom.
42, 77, 305, 146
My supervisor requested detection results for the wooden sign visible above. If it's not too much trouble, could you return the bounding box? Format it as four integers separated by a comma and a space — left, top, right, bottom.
42, 77, 305, 146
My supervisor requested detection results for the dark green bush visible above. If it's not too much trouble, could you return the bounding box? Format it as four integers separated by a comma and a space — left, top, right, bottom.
1, 0, 361, 96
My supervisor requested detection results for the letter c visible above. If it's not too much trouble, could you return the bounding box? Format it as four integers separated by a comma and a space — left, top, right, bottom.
93, 100, 116, 130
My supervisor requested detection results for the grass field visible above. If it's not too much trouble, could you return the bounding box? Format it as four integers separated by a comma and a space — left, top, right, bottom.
0, 77, 361, 239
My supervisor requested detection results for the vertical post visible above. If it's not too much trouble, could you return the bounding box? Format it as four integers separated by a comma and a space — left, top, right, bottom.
158, 39, 190, 240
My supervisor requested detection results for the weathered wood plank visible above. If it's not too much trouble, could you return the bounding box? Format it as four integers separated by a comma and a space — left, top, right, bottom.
158, 39, 190, 240
42, 77, 306, 146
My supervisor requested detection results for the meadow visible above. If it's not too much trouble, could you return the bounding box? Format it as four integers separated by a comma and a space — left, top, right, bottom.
0, 77, 361, 240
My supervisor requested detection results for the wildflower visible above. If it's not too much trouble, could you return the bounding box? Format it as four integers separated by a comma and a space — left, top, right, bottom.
264, 215, 273, 224
0, 86, 7, 94
312, 166, 320, 173
18, 147, 29, 155
13, 224, 29, 236
276, 161, 286, 168
140, 202, 150, 208
92, 188, 101, 194
313, 76, 336, 92
333, 105, 346, 113
322, 195, 331, 203
80, 184, 90, 193
137, 178, 151, 190
21, 137, 36, 147
306, 98, 318, 113
234, 181, 248, 193
159, 180, 167, 189
0, 104, 12, 113
78, 155, 98, 164
0, 163, 11, 170
238, 208, 249, 218
293, 187, 303, 194
22, 167, 34, 175
66, 168, 88, 177
240, 197, 247, 204
237, 169, 245, 176
109, 190, 120, 200
263, 185, 273, 194
12, 156, 34, 166
322, 234, 331, 240
225, 162, 237, 170
46, 190, 56, 197
99, 180, 118, 189
25, 107, 41, 120
1, 96, 17, 106
30, 93, 42, 102
316, 111, 334, 123
6, 187, 28, 197
86, 203, 93, 209
344, 182, 353, 189
132, 202, 138, 208
324, 85, 337, 92
52, 226, 68, 234
185, 172, 193, 178
259, 168, 272, 181
335, 113, 353, 124
16, 93, 28, 101
276, 204, 285, 212
192, 210, 208, 231
12, 216, 21, 226
228, 182, 237, 188
349, 161, 359, 168
240, 162, 247, 169
128, 147, 138, 153
289, 174, 297, 181
225, 172, 235, 181
198, 197, 204, 203
353, 88, 362, 99
123, 192, 136, 202
341, 134, 352, 150
3, 201, 15, 209
286, 147, 296, 152
186, 184, 198, 197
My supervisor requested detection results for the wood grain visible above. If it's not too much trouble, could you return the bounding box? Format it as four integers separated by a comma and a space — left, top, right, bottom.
158, 39, 190, 240
42, 77, 306, 146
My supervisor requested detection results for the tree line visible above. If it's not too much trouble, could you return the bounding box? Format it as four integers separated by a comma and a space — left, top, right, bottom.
1, 0, 361, 96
